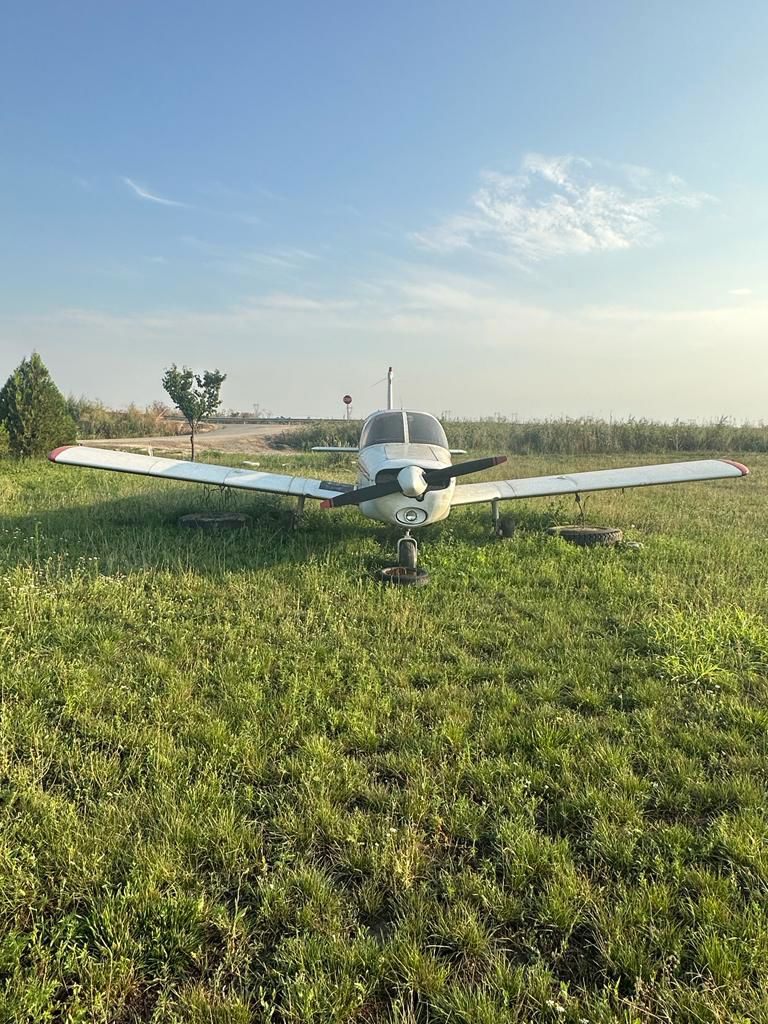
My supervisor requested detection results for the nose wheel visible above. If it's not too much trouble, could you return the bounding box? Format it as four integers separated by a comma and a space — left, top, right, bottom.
397, 531, 418, 569
376, 531, 429, 586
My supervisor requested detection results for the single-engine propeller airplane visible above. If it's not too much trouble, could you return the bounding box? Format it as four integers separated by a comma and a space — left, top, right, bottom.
49, 368, 749, 577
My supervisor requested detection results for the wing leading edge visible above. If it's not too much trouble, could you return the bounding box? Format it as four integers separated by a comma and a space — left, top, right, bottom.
48, 446, 351, 500
450, 459, 749, 507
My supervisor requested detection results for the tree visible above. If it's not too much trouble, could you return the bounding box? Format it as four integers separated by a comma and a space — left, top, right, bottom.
161, 364, 226, 461
0, 353, 77, 457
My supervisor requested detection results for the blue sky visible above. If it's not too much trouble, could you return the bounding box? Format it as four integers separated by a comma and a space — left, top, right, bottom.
2, 0, 767, 419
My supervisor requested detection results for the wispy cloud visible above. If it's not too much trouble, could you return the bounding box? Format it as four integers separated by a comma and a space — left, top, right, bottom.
250, 293, 358, 312
413, 154, 711, 263
246, 248, 317, 269
728, 287, 752, 296
179, 237, 319, 276
122, 176, 189, 208
5, 270, 768, 418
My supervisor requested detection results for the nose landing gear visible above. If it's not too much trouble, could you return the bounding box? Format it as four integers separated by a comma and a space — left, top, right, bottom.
377, 530, 430, 586
396, 530, 418, 569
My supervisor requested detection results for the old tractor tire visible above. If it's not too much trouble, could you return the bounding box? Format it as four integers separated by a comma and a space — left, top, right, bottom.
178, 512, 250, 531
377, 565, 430, 587
547, 525, 623, 547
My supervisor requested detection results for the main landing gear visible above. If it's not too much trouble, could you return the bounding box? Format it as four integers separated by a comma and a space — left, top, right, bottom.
290, 495, 306, 530
491, 499, 516, 539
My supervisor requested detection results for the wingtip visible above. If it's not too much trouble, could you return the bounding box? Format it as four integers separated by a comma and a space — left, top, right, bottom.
493, 455, 508, 466
48, 445, 73, 462
723, 459, 750, 476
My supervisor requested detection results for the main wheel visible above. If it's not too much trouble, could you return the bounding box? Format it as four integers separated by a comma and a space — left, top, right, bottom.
547, 525, 623, 547
495, 515, 516, 539
398, 538, 418, 569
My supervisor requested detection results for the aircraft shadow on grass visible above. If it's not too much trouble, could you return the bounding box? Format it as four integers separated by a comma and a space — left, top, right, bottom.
0, 486, 476, 578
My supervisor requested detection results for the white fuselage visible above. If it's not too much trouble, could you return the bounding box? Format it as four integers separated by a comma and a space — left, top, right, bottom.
356, 441, 455, 528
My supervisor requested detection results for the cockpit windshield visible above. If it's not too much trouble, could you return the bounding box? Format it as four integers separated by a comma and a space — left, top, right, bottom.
360, 411, 449, 448
360, 412, 405, 447
406, 412, 448, 448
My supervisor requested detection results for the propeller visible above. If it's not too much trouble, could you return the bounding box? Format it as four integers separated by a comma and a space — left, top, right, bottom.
320, 455, 507, 509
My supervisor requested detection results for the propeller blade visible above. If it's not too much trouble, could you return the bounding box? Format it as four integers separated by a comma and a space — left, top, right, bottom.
320, 455, 507, 509
320, 478, 402, 508
424, 454, 507, 486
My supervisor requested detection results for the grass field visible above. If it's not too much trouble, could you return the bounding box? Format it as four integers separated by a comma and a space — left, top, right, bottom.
1, 450, 767, 1023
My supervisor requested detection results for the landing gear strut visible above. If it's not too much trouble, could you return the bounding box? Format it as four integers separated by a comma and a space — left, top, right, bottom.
290, 495, 306, 530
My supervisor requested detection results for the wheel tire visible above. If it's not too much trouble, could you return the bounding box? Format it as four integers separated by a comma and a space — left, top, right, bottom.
547, 525, 623, 547
377, 566, 430, 587
496, 515, 516, 539
178, 512, 250, 530
398, 538, 418, 570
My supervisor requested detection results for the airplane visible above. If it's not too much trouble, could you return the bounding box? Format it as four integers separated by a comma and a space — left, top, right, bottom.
48, 369, 750, 581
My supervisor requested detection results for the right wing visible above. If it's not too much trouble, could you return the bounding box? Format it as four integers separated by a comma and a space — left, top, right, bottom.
451, 458, 749, 506
48, 445, 353, 500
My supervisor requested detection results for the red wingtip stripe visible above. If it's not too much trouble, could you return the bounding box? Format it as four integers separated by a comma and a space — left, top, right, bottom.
723, 459, 750, 476
48, 445, 74, 462
494, 455, 508, 466
320, 499, 333, 509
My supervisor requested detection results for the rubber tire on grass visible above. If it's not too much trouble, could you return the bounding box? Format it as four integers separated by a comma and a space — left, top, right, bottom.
377, 565, 430, 587
178, 512, 250, 530
547, 525, 623, 547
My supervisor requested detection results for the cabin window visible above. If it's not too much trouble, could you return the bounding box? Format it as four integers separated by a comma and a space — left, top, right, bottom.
406, 413, 449, 448
360, 412, 405, 446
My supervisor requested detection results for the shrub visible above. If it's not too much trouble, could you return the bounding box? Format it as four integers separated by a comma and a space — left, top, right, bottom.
0, 353, 77, 457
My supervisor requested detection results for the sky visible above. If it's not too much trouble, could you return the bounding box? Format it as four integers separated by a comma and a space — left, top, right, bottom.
2, 0, 767, 420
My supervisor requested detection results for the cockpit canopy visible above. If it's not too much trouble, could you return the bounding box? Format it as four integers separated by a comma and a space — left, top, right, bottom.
360, 411, 449, 449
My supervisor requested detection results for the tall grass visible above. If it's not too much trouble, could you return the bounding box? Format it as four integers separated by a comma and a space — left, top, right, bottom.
66, 397, 185, 439
280, 416, 768, 455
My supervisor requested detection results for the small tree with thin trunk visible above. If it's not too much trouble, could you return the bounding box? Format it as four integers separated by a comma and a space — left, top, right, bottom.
0, 352, 77, 457
161, 365, 226, 461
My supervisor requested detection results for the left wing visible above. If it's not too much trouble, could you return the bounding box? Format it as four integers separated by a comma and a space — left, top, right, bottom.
48, 445, 353, 500
451, 458, 749, 507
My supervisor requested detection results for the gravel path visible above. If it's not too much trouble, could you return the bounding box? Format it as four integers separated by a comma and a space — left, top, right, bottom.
84, 422, 298, 454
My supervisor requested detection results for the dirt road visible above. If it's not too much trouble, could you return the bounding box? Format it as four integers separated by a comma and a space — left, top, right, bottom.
84, 422, 298, 455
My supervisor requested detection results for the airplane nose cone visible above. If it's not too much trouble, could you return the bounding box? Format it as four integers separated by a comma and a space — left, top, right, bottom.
397, 465, 428, 498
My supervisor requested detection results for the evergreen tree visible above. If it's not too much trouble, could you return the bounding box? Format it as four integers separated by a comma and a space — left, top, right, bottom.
162, 364, 226, 461
0, 353, 77, 457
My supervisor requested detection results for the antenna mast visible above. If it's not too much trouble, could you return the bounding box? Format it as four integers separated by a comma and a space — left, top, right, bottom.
387, 366, 393, 410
